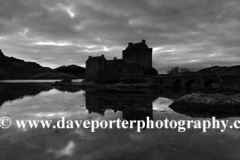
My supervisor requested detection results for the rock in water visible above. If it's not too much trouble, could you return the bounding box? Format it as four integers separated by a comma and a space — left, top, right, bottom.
60, 78, 72, 83
169, 93, 240, 117
53, 78, 72, 86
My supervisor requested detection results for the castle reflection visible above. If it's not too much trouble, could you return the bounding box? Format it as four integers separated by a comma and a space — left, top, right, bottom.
85, 90, 158, 123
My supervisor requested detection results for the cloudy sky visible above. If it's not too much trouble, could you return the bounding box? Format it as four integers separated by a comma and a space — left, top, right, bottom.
1, 0, 240, 73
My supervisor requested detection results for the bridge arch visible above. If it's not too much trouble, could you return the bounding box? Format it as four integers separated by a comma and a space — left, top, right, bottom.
204, 79, 219, 90
185, 79, 195, 91
172, 79, 182, 91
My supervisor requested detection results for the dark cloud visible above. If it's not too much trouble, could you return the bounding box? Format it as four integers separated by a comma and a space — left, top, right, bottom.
0, 0, 240, 72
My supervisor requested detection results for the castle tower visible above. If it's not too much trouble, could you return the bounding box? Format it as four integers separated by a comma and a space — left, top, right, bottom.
122, 40, 152, 68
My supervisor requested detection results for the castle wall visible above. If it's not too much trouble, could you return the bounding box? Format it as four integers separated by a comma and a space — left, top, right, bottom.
106, 59, 123, 75
86, 57, 106, 76
122, 64, 145, 76
138, 49, 152, 68
122, 49, 152, 75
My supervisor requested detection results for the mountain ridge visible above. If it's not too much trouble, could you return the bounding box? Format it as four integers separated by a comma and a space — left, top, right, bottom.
0, 50, 86, 80
196, 65, 240, 75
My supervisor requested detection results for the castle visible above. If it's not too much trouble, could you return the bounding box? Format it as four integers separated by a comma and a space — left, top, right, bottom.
86, 40, 158, 77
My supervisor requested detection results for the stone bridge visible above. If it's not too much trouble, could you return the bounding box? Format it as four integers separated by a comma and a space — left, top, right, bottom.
152, 74, 240, 91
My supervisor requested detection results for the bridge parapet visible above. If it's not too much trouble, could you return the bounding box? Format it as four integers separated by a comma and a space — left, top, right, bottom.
220, 75, 240, 91
156, 74, 240, 91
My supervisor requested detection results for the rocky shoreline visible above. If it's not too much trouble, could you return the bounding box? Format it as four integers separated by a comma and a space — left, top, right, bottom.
169, 93, 240, 118
53, 79, 240, 118
53, 79, 162, 90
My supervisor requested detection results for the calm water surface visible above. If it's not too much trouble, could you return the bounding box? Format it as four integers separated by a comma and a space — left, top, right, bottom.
0, 79, 83, 83
0, 84, 240, 160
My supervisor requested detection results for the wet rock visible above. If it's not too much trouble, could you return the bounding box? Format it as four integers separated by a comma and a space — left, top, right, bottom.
79, 81, 97, 87
169, 93, 240, 118
54, 130, 59, 133
60, 78, 72, 83
78, 79, 163, 89
53, 78, 72, 86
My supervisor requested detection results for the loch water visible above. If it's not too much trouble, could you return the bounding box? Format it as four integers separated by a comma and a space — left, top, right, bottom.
0, 83, 240, 160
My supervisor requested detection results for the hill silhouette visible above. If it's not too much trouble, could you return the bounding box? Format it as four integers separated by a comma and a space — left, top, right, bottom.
196, 65, 240, 75
54, 65, 85, 78
0, 50, 85, 80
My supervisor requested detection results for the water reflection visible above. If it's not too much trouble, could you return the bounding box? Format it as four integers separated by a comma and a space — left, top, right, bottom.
47, 140, 75, 158
1, 85, 240, 160
0, 84, 51, 106
0, 85, 172, 123
85, 91, 157, 122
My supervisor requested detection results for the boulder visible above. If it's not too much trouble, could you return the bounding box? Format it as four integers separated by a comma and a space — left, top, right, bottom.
53, 78, 72, 86
169, 93, 240, 117
60, 78, 72, 83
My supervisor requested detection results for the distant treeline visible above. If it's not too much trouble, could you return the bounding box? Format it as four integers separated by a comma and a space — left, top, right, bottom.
167, 67, 192, 75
